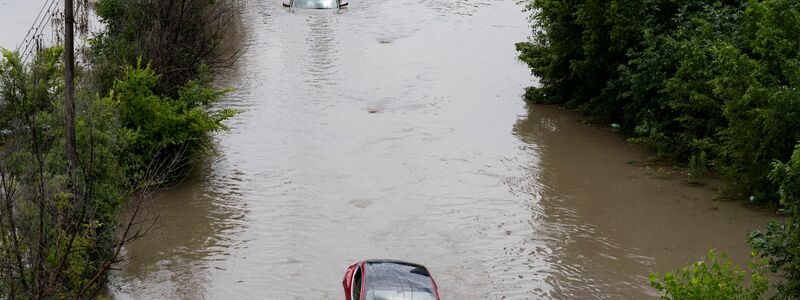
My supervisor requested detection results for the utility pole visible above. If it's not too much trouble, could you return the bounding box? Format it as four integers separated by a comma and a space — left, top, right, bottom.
64, 0, 78, 167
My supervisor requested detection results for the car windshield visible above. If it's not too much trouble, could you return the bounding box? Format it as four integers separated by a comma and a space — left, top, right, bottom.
364, 262, 436, 300
292, 0, 338, 9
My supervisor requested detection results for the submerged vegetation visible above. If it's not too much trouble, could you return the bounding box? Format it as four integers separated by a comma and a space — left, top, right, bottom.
0, 0, 239, 297
517, 0, 800, 298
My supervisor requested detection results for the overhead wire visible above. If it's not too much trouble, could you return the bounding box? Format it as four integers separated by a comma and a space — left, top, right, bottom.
20, 0, 63, 62
16, 0, 55, 52
19, 0, 60, 54
19, 0, 64, 64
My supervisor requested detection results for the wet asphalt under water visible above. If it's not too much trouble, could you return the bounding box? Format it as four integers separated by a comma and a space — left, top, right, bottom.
0, 0, 777, 299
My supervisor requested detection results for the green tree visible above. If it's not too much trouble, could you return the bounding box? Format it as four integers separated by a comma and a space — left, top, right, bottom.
717, 0, 800, 202
516, 0, 585, 105
0, 49, 130, 298
517, 0, 800, 205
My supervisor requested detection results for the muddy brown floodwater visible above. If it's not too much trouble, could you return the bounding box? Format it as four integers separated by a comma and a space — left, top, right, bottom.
0, 0, 775, 299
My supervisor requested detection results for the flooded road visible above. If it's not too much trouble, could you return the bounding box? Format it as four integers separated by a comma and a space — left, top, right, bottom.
0, 0, 776, 299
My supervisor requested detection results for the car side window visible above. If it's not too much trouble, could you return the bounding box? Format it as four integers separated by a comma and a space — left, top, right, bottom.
353, 266, 362, 300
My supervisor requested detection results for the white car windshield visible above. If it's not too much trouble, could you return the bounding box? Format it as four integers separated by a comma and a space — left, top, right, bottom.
292, 0, 338, 9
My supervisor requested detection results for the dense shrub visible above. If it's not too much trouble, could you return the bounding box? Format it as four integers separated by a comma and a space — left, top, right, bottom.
93, 0, 240, 96
90, 0, 240, 182
517, 0, 800, 205
749, 144, 800, 299
717, 0, 800, 202
519, 2, 800, 294
107, 63, 236, 183
616, 2, 742, 162
650, 250, 768, 300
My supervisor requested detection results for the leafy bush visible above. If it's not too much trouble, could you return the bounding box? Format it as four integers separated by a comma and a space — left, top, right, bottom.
106, 63, 236, 183
749, 143, 800, 299
619, 2, 742, 162
517, 0, 800, 206
90, 0, 240, 183
650, 250, 768, 300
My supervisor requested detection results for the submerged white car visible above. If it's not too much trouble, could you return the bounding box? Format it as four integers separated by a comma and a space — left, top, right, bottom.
282, 0, 349, 9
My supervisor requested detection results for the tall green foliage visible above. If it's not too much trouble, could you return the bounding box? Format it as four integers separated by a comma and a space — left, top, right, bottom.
519, 1, 800, 294
0, 49, 127, 298
619, 1, 743, 163
107, 63, 236, 183
517, 0, 800, 205
516, 0, 584, 105
93, 0, 239, 96
1, 0, 239, 296
717, 0, 800, 201
89, 0, 239, 183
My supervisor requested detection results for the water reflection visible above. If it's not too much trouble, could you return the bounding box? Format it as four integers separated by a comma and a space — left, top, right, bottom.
111, 156, 248, 299
303, 13, 338, 91
511, 105, 772, 298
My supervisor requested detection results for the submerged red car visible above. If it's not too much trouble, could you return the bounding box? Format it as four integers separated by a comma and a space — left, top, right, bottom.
343, 260, 441, 300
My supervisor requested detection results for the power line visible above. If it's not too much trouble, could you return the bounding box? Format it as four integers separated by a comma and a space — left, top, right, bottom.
21, 0, 62, 60
16, 0, 56, 52
19, 0, 62, 63
20, 0, 63, 64
19, 0, 59, 52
